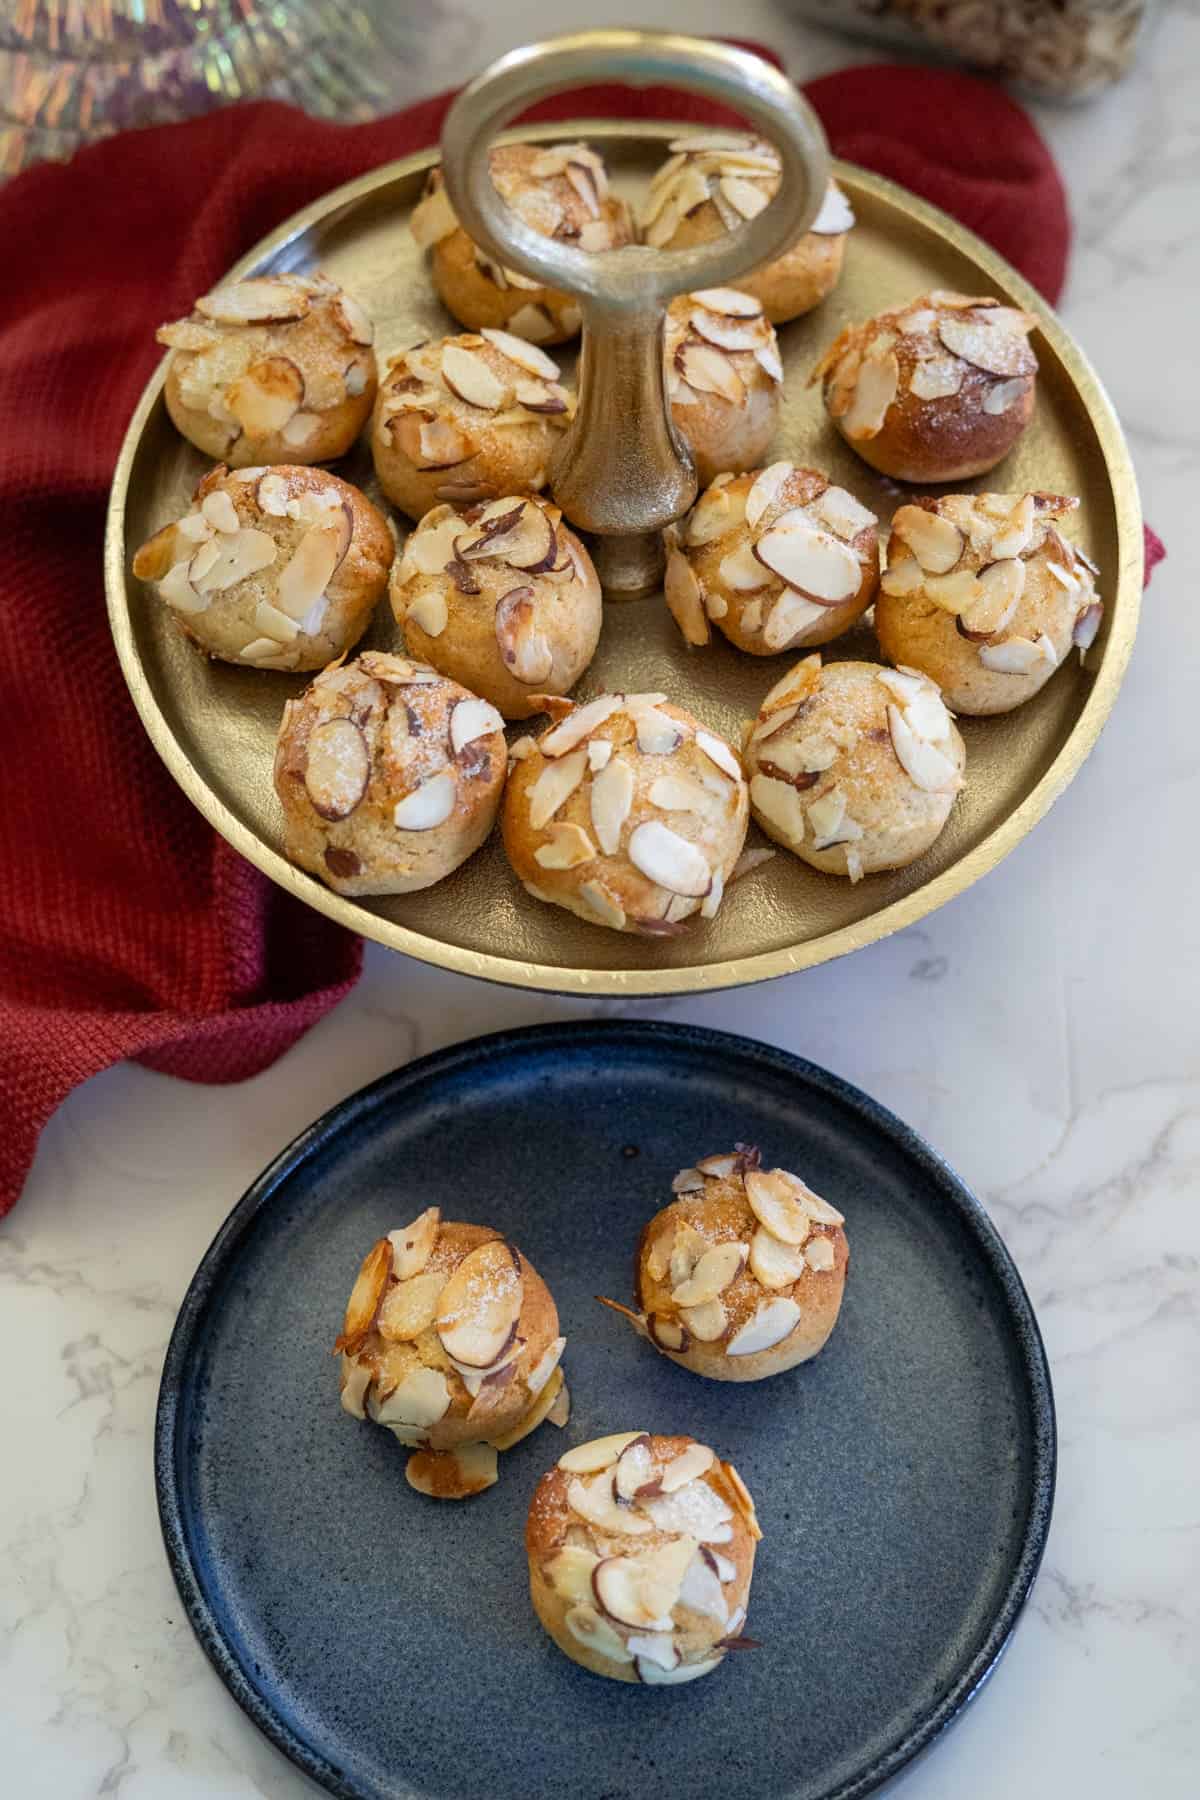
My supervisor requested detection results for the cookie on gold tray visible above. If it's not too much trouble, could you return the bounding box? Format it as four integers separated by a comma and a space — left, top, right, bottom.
663, 288, 783, 487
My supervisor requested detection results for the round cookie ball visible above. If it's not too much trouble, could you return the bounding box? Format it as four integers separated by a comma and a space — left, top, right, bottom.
813, 290, 1038, 482
640, 133, 854, 324
743, 655, 965, 882
410, 143, 633, 345
372, 330, 573, 521
390, 494, 602, 720
527, 1431, 760, 1683
664, 287, 783, 486
156, 271, 377, 466
274, 651, 506, 895
600, 1145, 849, 1382
877, 491, 1103, 715
502, 693, 749, 935
663, 462, 879, 655
336, 1208, 568, 1501
132, 463, 393, 671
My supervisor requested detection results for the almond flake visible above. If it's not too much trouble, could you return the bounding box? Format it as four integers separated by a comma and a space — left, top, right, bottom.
959, 558, 1024, 639
540, 694, 623, 756
695, 731, 742, 782
393, 769, 457, 830
671, 1242, 747, 1307
814, 486, 876, 541
982, 377, 1030, 415
664, 541, 709, 646
690, 287, 762, 318
566, 1604, 636, 1662
807, 1236, 836, 1272
191, 528, 278, 595
744, 461, 792, 530
719, 542, 771, 593
720, 175, 769, 220
559, 1432, 646, 1474
441, 343, 506, 411
587, 740, 612, 772
435, 1238, 522, 1370
196, 277, 309, 324
628, 821, 711, 897
334, 290, 374, 345
762, 589, 828, 650
226, 355, 305, 437
926, 567, 982, 613
727, 1296, 801, 1357
507, 304, 556, 344
239, 637, 292, 666
893, 505, 963, 575
567, 1470, 653, 1536
909, 356, 964, 402
887, 704, 961, 792
689, 306, 769, 354
660, 1443, 716, 1492
304, 719, 368, 819
750, 1227, 807, 1290
529, 748, 588, 829
276, 521, 349, 620
388, 1208, 440, 1279
680, 1295, 730, 1341
450, 696, 503, 755
410, 179, 458, 248
1073, 602, 1103, 650
938, 314, 1035, 377
377, 1272, 447, 1344
678, 341, 745, 404
649, 773, 713, 815
745, 1168, 812, 1246
842, 349, 900, 440
638, 1654, 724, 1686
201, 489, 240, 535
535, 821, 596, 869
755, 341, 784, 383
254, 600, 300, 643
749, 771, 805, 844
495, 585, 553, 685
635, 708, 683, 755
731, 847, 775, 882
256, 472, 291, 517
590, 757, 634, 855
157, 318, 220, 352
640, 1479, 733, 1543
755, 514, 861, 602
989, 494, 1036, 560
809, 183, 855, 235
406, 588, 448, 637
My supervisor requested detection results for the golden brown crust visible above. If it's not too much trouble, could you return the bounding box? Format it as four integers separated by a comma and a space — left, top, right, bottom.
814, 291, 1038, 482
158, 272, 377, 466
663, 290, 783, 486
389, 495, 602, 719
132, 463, 393, 671
274, 653, 506, 896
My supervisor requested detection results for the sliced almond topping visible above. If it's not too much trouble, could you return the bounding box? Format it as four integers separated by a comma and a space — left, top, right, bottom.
336, 1236, 392, 1354
762, 589, 829, 650
340, 1355, 372, 1420
568, 1470, 654, 1536
611, 1435, 656, 1503
566, 1603, 635, 1662
689, 306, 769, 355
647, 1313, 688, 1353
679, 1297, 727, 1342
990, 494, 1036, 560
909, 356, 964, 402
583, 756, 632, 856
677, 341, 745, 404
731, 846, 775, 882
687, 485, 743, 546
893, 505, 963, 575
493, 584, 553, 686
677, 1553, 728, 1628
720, 174, 769, 220
157, 318, 221, 353
535, 821, 596, 870
719, 1461, 762, 1539
480, 328, 560, 379
982, 376, 1030, 415
959, 557, 1024, 640
253, 471, 290, 517
276, 518, 350, 619
226, 355, 305, 437
901, 685, 953, 745
1073, 601, 1103, 650
196, 277, 309, 325
842, 350, 899, 440
377, 1271, 447, 1343
694, 731, 741, 783
435, 1239, 522, 1369
490, 1366, 567, 1449
388, 1207, 441, 1279
750, 1227, 807, 1289
978, 635, 1045, 674
416, 415, 475, 468
814, 486, 876, 541
754, 514, 861, 602
393, 769, 457, 831
507, 303, 556, 343
374, 1365, 452, 1430
410, 177, 459, 248
526, 1335, 567, 1400
938, 313, 1035, 377
406, 588, 448, 638
727, 1295, 801, 1356
691, 286, 762, 318
450, 696, 503, 756
640, 1479, 733, 1543
559, 1432, 646, 1475
200, 489, 240, 535
880, 553, 923, 598
133, 522, 185, 581
541, 693, 623, 758
254, 600, 299, 643
303, 718, 369, 820
580, 880, 626, 930
522, 746, 586, 834
333, 290, 374, 345
545, 1545, 599, 1606
745, 461, 792, 530
649, 773, 715, 816
664, 539, 709, 647
637, 1654, 723, 1686
809, 183, 855, 235
441, 342, 506, 411
749, 772, 806, 844
719, 541, 771, 593
671, 1242, 747, 1308
668, 1221, 710, 1289
660, 1443, 716, 1492
635, 707, 684, 755
405, 1442, 498, 1500
745, 1168, 812, 1246
628, 821, 710, 898
808, 786, 863, 849
887, 704, 961, 792
189, 527, 278, 595
807, 1236, 836, 1272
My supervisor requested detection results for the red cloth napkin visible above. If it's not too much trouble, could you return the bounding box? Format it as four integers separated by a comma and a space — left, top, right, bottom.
0, 58, 1157, 1214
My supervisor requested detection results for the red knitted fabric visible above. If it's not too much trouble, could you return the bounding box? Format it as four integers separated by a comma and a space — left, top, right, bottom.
0, 57, 1144, 1212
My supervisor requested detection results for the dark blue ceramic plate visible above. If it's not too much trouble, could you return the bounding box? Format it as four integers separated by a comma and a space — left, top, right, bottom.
156, 1022, 1055, 1800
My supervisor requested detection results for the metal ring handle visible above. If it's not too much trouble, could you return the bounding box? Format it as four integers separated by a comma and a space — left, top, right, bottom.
440, 29, 830, 313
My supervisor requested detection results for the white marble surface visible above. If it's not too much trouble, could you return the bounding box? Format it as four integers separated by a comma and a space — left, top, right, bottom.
3, 3, 1198, 1796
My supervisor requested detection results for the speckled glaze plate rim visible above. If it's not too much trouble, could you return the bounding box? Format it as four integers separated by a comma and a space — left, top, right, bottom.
154, 1019, 1057, 1800
105, 122, 1143, 997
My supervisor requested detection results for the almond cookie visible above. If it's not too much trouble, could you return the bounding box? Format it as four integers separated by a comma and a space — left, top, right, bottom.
663, 463, 879, 655
527, 1432, 760, 1682
390, 494, 601, 719
274, 652, 505, 895
410, 144, 632, 344
502, 693, 749, 935
157, 271, 377, 466
371, 330, 573, 520
743, 655, 965, 882
599, 1145, 848, 1381
336, 1210, 568, 1500
132, 463, 393, 671
640, 133, 854, 323
812, 290, 1038, 482
663, 288, 783, 486
876, 491, 1102, 714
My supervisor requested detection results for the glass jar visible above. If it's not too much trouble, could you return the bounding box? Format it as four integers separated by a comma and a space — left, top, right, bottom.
790, 2, 1161, 100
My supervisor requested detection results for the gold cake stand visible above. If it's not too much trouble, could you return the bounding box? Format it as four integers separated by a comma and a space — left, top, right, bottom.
105, 32, 1142, 996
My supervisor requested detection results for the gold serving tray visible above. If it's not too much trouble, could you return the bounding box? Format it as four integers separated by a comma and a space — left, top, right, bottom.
105, 121, 1142, 996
